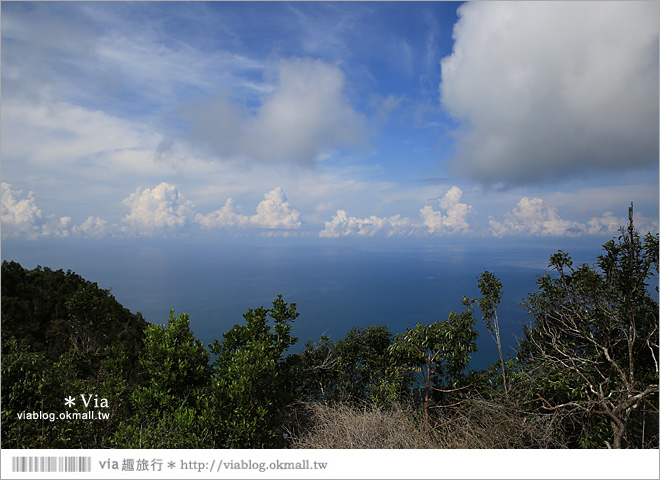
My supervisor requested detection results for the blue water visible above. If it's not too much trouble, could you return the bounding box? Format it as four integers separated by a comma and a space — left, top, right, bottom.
1, 236, 607, 370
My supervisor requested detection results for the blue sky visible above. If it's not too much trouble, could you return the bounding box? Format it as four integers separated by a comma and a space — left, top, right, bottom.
2, 1, 658, 243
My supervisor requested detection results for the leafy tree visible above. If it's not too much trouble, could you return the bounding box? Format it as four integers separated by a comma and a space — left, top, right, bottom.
294, 335, 339, 401
389, 298, 479, 429
1, 336, 55, 448
1, 261, 147, 363
294, 325, 409, 406
477, 271, 508, 396
113, 310, 213, 448
1, 261, 148, 448
521, 205, 659, 448
209, 295, 298, 448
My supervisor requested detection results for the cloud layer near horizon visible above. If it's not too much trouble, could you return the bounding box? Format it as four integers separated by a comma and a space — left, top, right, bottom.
3, 182, 656, 240
440, 1, 659, 187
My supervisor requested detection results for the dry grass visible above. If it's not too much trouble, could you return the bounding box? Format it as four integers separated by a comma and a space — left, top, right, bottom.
288, 398, 566, 449
288, 401, 438, 449
430, 398, 566, 449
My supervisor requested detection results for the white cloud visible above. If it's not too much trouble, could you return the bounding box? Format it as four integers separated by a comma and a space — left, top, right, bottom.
185, 57, 366, 165
419, 186, 473, 234
1, 182, 72, 239
586, 212, 622, 236
41, 216, 71, 238
195, 198, 250, 229
72, 216, 113, 238
196, 187, 301, 230
490, 197, 586, 237
2, 100, 162, 171
440, 1, 659, 186
250, 188, 301, 229
320, 210, 418, 238
631, 213, 659, 236
1, 182, 43, 238
121, 182, 194, 235
491, 197, 659, 238
320, 186, 474, 238
587, 211, 658, 236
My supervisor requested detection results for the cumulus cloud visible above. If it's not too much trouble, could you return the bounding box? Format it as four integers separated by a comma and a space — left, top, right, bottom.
630, 213, 659, 236
490, 197, 587, 237
320, 186, 473, 238
250, 188, 301, 229
320, 210, 418, 238
1, 182, 44, 238
587, 211, 658, 236
1, 182, 71, 238
419, 186, 473, 234
440, 1, 659, 186
195, 198, 250, 229
41, 216, 71, 238
491, 197, 658, 238
586, 212, 622, 236
196, 187, 301, 231
186, 57, 365, 165
72, 216, 113, 238
121, 182, 194, 235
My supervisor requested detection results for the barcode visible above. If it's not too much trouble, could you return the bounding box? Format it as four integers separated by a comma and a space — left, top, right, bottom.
12, 456, 91, 473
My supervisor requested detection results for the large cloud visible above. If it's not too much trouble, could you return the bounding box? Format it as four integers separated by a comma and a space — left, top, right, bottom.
419, 186, 473, 234
250, 188, 302, 229
489, 197, 659, 237
1, 182, 44, 238
121, 182, 194, 235
71, 216, 113, 239
320, 186, 473, 237
319, 210, 418, 238
196, 187, 301, 230
195, 198, 250, 229
489, 197, 585, 237
1, 182, 71, 239
440, 1, 659, 186
185, 57, 366, 165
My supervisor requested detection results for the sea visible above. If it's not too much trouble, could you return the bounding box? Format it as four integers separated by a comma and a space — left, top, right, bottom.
1, 235, 614, 371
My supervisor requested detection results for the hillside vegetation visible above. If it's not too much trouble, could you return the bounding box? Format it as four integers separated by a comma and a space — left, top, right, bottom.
1, 206, 657, 449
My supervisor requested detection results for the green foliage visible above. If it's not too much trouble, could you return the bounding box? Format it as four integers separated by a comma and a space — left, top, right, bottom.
1, 261, 147, 363
1, 336, 53, 448
388, 299, 478, 431
477, 271, 508, 395
477, 271, 503, 334
294, 325, 410, 407
390, 298, 479, 393
113, 310, 212, 448
209, 295, 299, 448
520, 205, 659, 448
135, 310, 211, 406
1, 261, 148, 448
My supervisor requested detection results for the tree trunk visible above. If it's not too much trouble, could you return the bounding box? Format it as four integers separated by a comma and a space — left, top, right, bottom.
496, 330, 508, 397
611, 418, 625, 449
424, 354, 430, 433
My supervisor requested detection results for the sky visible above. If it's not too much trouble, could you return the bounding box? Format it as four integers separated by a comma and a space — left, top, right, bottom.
1, 1, 659, 244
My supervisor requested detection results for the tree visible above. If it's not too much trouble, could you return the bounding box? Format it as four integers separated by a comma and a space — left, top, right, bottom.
477, 271, 508, 396
114, 310, 213, 448
209, 295, 299, 447
389, 298, 478, 430
294, 325, 409, 407
522, 205, 659, 448
1, 261, 148, 448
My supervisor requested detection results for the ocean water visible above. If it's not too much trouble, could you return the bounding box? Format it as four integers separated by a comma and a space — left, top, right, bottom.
1, 236, 605, 370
